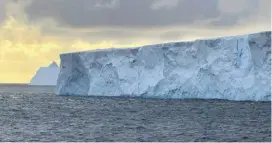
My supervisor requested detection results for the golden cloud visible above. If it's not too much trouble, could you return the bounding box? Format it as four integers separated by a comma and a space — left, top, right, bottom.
0, 17, 146, 83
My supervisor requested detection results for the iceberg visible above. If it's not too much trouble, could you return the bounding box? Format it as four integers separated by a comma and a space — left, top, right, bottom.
56, 31, 271, 101
29, 61, 60, 86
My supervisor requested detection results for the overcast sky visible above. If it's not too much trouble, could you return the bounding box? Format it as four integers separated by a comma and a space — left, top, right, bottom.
0, 0, 271, 83
25, 0, 271, 41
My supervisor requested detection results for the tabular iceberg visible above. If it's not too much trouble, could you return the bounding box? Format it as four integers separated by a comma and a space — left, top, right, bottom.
30, 61, 60, 86
56, 31, 271, 101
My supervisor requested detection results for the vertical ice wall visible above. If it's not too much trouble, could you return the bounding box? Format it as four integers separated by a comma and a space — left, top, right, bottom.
56, 31, 271, 101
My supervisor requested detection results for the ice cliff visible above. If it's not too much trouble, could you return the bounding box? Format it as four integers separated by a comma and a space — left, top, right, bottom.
29, 61, 60, 86
56, 31, 271, 101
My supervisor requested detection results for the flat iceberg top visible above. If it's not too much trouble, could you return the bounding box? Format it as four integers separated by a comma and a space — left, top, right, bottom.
60, 31, 271, 56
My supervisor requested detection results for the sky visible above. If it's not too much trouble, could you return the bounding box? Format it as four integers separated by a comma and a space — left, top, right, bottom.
0, 0, 271, 83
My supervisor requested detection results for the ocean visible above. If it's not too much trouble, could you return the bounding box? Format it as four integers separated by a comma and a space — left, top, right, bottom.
0, 84, 271, 142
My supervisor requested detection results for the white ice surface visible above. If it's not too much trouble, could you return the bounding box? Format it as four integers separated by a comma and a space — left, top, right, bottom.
56, 31, 271, 101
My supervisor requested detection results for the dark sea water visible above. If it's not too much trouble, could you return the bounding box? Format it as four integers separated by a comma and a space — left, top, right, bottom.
0, 84, 271, 142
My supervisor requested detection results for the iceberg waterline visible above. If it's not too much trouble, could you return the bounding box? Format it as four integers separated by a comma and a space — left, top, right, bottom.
56, 31, 271, 101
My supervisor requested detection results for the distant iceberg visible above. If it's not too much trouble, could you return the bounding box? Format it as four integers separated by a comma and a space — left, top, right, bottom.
29, 61, 60, 86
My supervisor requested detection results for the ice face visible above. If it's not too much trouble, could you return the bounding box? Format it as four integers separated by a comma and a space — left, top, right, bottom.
56, 31, 271, 101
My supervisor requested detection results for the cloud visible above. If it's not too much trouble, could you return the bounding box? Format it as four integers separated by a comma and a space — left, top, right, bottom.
0, 16, 147, 83
94, 0, 120, 9
22, 0, 271, 44
0, 0, 271, 83
0, 0, 147, 83
151, 0, 180, 10
25, 0, 270, 29
159, 31, 183, 41
217, 0, 252, 14
25, 0, 217, 28
0, 0, 7, 24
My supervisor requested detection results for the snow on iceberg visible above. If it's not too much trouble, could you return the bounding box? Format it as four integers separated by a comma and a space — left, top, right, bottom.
29, 61, 60, 86
56, 31, 271, 101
